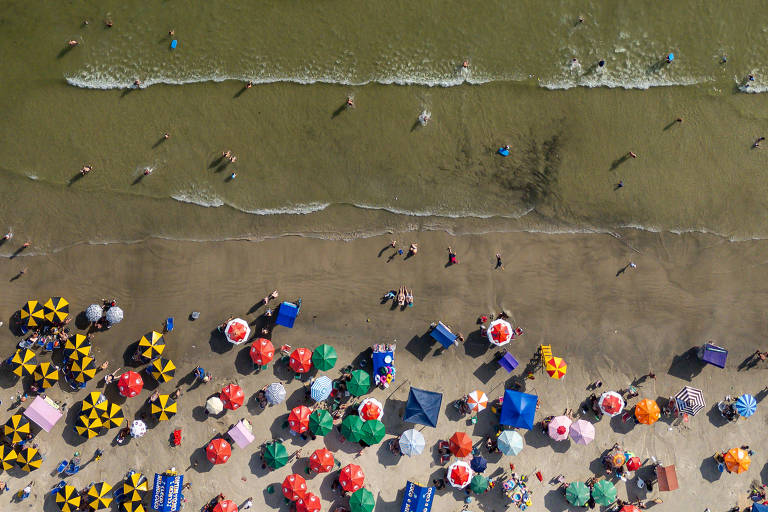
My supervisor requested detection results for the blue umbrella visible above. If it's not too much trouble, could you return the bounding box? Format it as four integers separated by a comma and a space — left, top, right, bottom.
310, 376, 332, 401
470, 456, 487, 473
497, 430, 524, 455
265, 383, 286, 405
734, 394, 757, 418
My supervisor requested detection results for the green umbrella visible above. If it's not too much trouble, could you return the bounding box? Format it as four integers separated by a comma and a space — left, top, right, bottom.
309, 409, 334, 436
263, 442, 289, 469
348, 370, 371, 397
361, 419, 385, 445
592, 480, 617, 506
565, 481, 590, 506
341, 415, 365, 443
470, 474, 489, 494
312, 344, 338, 371
349, 488, 375, 512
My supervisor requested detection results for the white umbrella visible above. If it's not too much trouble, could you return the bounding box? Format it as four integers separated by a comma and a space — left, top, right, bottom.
447, 460, 473, 488
398, 429, 425, 456
358, 397, 384, 421
224, 318, 250, 345
130, 420, 146, 438
206, 396, 224, 415
486, 319, 513, 346
105, 306, 124, 324
265, 383, 286, 405
85, 304, 102, 323
497, 430, 524, 455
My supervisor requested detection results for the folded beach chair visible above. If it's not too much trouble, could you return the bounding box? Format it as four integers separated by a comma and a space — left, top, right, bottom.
166, 317, 174, 332
56, 460, 68, 473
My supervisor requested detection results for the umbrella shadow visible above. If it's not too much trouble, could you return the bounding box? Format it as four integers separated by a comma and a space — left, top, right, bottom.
271, 357, 295, 381
551, 439, 572, 454
375, 439, 401, 467
57, 46, 75, 59
522, 428, 551, 449
61, 405, 88, 447
404, 333, 434, 361
234, 345, 255, 376
472, 359, 499, 385
666, 347, 705, 381
699, 456, 722, 482
121, 342, 142, 367
462, 330, 489, 358
588, 455, 607, 476
609, 414, 636, 434
268, 413, 291, 442
188, 446, 213, 473
208, 329, 233, 354
543, 489, 568, 511
284, 386, 310, 411
191, 405, 209, 422
261, 480, 288, 510
248, 451, 271, 477
705, 404, 730, 428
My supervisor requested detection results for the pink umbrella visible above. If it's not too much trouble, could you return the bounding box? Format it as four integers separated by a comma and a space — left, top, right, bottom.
23, 396, 63, 432
227, 419, 255, 448
547, 415, 572, 441
569, 419, 596, 445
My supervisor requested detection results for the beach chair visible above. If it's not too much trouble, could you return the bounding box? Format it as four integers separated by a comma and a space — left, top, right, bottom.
539, 345, 552, 366
35, 337, 46, 349
64, 463, 80, 476
18, 338, 33, 349
43, 339, 56, 352
56, 460, 68, 473
50, 481, 66, 495
166, 317, 174, 332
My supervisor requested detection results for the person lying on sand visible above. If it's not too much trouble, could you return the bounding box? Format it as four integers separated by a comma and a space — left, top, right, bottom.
408, 243, 418, 256
405, 288, 414, 307
397, 287, 405, 307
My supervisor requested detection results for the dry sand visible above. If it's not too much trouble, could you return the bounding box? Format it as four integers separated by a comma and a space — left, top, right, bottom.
0, 230, 766, 511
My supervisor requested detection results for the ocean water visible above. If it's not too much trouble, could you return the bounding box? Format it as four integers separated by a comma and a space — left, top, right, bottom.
1, 0, 768, 253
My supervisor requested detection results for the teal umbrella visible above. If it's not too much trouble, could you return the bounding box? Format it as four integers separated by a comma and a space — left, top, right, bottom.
348, 370, 371, 397
312, 345, 338, 371
309, 409, 333, 436
361, 420, 385, 445
565, 481, 590, 506
592, 480, 617, 506
349, 488, 375, 512
470, 474, 488, 494
341, 415, 365, 443
263, 442, 289, 469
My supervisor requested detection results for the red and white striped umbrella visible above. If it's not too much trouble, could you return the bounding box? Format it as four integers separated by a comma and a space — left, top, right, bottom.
224, 318, 250, 345
486, 319, 513, 346
358, 398, 384, 421
447, 461, 473, 488
466, 390, 488, 413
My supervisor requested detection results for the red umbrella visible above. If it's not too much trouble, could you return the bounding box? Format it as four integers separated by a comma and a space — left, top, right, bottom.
117, 371, 143, 398
339, 464, 365, 492
282, 474, 308, 501
220, 384, 244, 410
296, 493, 321, 512
626, 456, 642, 471
619, 506, 640, 512
250, 338, 275, 365
213, 500, 238, 512
206, 438, 231, 464
449, 432, 473, 457
289, 348, 313, 373
309, 448, 334, 473
288, 405, 311, 433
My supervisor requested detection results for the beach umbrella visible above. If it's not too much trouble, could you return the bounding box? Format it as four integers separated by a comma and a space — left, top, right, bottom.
310, 376, 333, 401
137, 331, 165, 362
399, 429, 426, 456
565, 481, 590, 507
71, 356, 97, 383
55, 484, 82, 512
150, 358, 176, 383
100, 402, 125, 429
497, 430, 524, 455
611, 451, 626, 468
76, 409, 104, 438
16, 446, 42, 472
635, 399, 661, 425
0, 444, 17, 470
358, 397, 384, 421
626, 456, 642, 471
620, 506, 641, 512
288, 405, 311, 434
130, 420, 146, 438
220, 383, 245, 410
43, 296, 70, 323
282, 474, 308, 501
265, 382, 286, 404
349, 488, 375, 512
122, 472, 148, 502
470, 456, 488, 473
548, 415, 572, 441
206, 396, 224, 415
32, 361, 59, 389
87, 482, 113, 510
120, 503, 146, 512
470, 474, 489, 494
674, 385, 705, 416
447, 461, 473, 488
724, 447, 751, 473
85, 304, 103, 323
486, 319, 513, 346
289, 347, 313, 373
224, 318, 250, 345
361, 419, 386, 445
598, 391, 625, 417
569, 419, 595, 445
81, 391, 108, 414
466, 390, 488, 413
118, 371, 144, 398
311, 344, 338, 371
449, 431, 473, 457
309, 409, 333, 436
309, 447, 335, 473
735, 394, 757, 418
105, 306, 123, 325
150, 394, 177, 421
63, 334, 91, 362
296, 493, 321, 512
263, 441, 289, 469
4, 414, 31, 443
19, 300, 45, 327
341, 415, 365, 442
249, 338, 274, 365
212, 500, 237, 512
545, 356, 567, 379
9, 348, 37, 377
206, 438, 231, 464
591, 480, 617, 506
348, 370, 371, 397
340, 464, 365, 492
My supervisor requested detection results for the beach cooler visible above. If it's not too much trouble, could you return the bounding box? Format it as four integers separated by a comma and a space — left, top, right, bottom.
498, 352, 519, 373
698, 343, 727, 368
275, 301, 299, 328
430, 322, 457, 348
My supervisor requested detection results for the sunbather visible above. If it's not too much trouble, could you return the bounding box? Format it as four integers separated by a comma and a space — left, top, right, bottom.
405, 289, 414, 307
397, 287, 405, 307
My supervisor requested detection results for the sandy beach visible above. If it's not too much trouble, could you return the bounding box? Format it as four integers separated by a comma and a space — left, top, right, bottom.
0, 229, 766, 511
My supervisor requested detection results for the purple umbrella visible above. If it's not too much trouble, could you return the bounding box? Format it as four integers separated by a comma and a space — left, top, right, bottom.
569, 419, 595, 445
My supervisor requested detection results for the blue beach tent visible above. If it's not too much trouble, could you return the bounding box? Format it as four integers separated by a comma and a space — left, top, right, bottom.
699, 343, 727, 369
430, 322, 457, 348
403, 387, 443, 428
499, 389, 538, 430
275, 301, 299, 328
752, 504, 768, 512
151, 472, 184, 512
400, 481, 435, 512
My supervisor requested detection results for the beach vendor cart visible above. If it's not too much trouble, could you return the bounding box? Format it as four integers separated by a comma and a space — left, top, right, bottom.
372, 345, 396, 389
697, 342, 728, 369
429, 322, 456, 348
275, 300, 301, 328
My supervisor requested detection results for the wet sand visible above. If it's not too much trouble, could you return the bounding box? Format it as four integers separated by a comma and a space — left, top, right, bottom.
0, 230, 766, 510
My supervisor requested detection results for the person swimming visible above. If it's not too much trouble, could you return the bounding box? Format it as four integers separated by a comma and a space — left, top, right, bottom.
418, 110, 431, 126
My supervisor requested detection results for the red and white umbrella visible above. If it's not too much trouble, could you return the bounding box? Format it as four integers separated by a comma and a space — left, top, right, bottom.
289, 348, 313, 373
224, 318, 250, 345
547, 415, 572, 441
466, 390, 488, 413
296, 493, 321, 512
288, 406, 311, 433
249, 338, 275, 365
339, 464, 365, 492
358, 398, 384, 421
486, 319, 513, 346
282, 474, 308, 501
220, 383, 244, 410
206, 438, 231, 464
117, 371, 143, 398
309, 448, 335, 473
213, 500, 237, 512
598, 391, 625, 417
447, 460, 473, 488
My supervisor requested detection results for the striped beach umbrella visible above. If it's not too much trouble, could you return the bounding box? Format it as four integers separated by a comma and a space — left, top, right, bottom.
348, 370, 371, 397
565, 481, 590, 507
120, 503, 146, 512
282, 474, 308, 501
220, 383, 244, 410
118, 371, 144, 398
497, 430, 524, 455
734, 394, 757, 418
249, 338, 274, 365
398, 429, 425, 456
339, 464, 365, 492
55, 484, 82, 512
265, 382, 286, 405
288, 405, 311, 434
20, 300, 45, 327
340, 415, 365, 443
296, 493, 320, 512
4, 414, 31, 443
137, 331, 165, 362
635, 399, 661, 425
81, 391, 108, 414
16, 446, 42, 472
206, 438, 231, 464
724, 447, 751, 474
361, 419, 385, 445
592, 480, 617, 506
263, 441, 289, 469
309, 447, 335, 473
674, 386, 705, 416
446, 461, 473, 489
598, 391, 625, 417
100, 402, 125, 429
86, 482, 113, 510
33, 361, 59, 389
76, 409, 104, 438
358, 397, 384, 421
0, 444, 17, 470
71, 355, 97, 383
311, 344, 338, 371
9, 348, 37, 377
150, 358, 176, 383
308, 409, 333, 436
122, 472, 148, 502
63, 334, 91, 362
349, 488, 375, 512
466, 390, 488, 413
150, 394, 177, 421
545, 357, 567, 379
43, 296, 70, 323
289, 347, 313, 373
310, 376, 333, 401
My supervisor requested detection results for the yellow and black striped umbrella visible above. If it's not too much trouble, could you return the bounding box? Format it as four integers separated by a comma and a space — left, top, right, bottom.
9, 348, 37, 377
122, 472, 148, 502
150, 394, 177, 421
71, 356, 97, 383
55, 484, 82, 512
33, 361, 60, 389
75, 409, 104, 439
100, 402, 125, 429
86, 481, 113, 510
150, 358, 176, 383
81, 391, 108, 415
120, 501, 146, 512
4, 414, 31, 444
63, 334, 91, 362
20, 300, 45, 328
0, 443, 17, 470
16, 446, 42, 472
137, 331, 165, 361
43, 296, 70, 323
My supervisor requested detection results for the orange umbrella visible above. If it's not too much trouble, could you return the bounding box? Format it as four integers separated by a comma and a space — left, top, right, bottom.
724, 448, 750, 474
634, 399, 661, 425
449, 432, 473, 457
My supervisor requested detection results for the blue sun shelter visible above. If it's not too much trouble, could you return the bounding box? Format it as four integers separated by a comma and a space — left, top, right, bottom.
698, 342, 727, 369
400, 481, 435, 512
403, 387, 443, 428
275, 300, 300, 328
499, 389, 538, 430
430, 322, 457, 348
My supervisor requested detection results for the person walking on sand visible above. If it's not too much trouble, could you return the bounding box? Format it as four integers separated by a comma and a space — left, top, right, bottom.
447, 247, 458, 265
629, 151, 637, 158
408, 243, 418, 257
495, 253, 504, 270
614, 180, 624, 190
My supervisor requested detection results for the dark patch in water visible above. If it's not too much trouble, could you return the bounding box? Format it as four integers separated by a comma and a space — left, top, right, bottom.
494, 131, 563, 208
